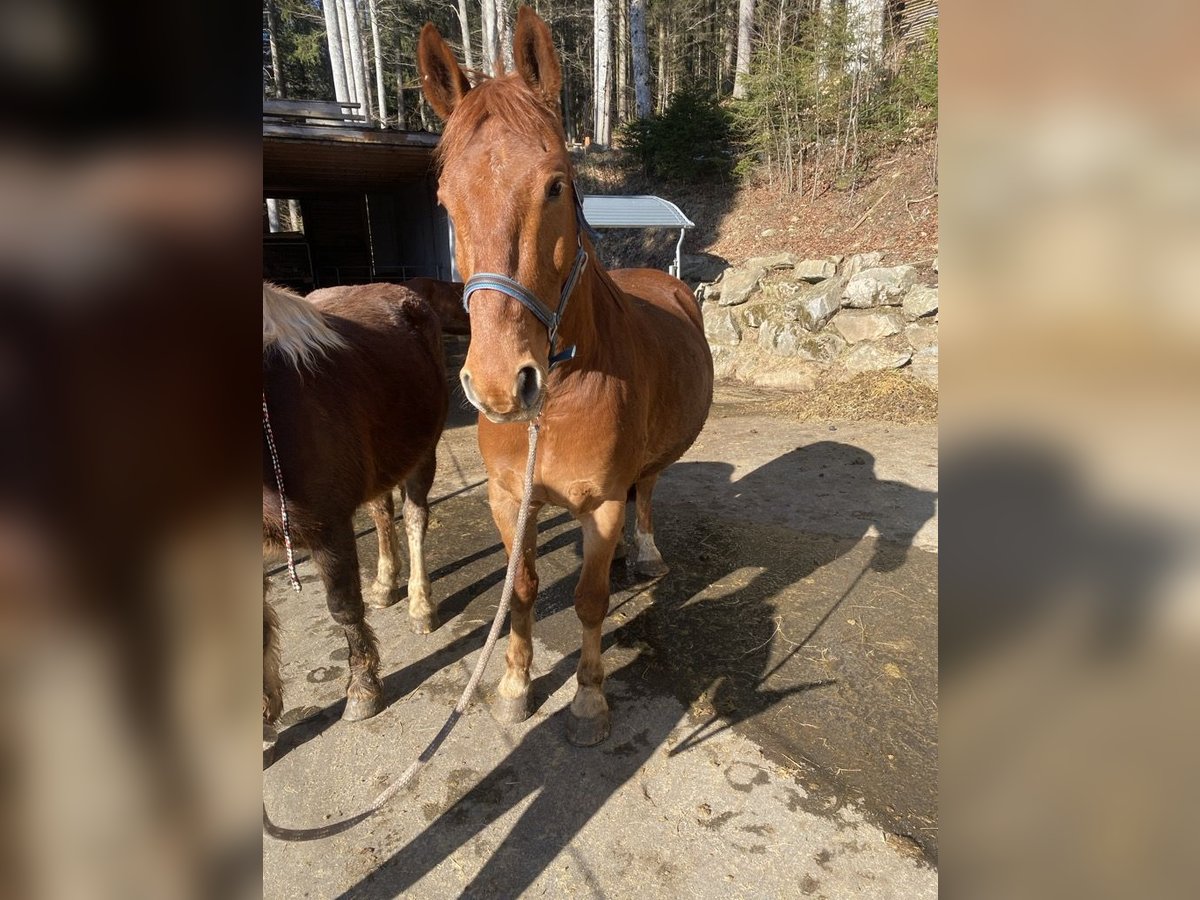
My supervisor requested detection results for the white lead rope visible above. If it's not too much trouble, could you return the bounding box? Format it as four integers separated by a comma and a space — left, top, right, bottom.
264, 420, 541, 842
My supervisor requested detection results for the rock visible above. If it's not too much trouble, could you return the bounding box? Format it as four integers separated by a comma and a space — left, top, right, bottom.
695, 282, 716, 303
843, 252, 883, 278
828, 254, 845, 268
743, 252, 799, 271
904, 321, 938, 352
717, 264, 767, 307
902, 285, 938, 320
682, 252, 730, 284
704, 307, 742, 345
792, 330, 848, 362
757, 319, 783, 352
931, 255, 938, 274
831, 308, 905, 344
843, 266, 918, 308
840, 336, 913, 374
909, 345, 938, 387
782, 277, 845, 332
760, 228, 777, 237
742, 302, 772, 328
792, 258, 837, 282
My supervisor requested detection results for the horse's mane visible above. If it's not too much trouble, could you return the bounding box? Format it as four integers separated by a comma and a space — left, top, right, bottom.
437, 72, 568, 169
262, 282, 347, 371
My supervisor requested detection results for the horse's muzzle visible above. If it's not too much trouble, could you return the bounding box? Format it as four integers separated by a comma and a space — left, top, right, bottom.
461, 364, 545, 423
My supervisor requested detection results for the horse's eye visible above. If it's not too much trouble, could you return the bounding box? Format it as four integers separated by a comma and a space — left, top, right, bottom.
547, 181, 565, 200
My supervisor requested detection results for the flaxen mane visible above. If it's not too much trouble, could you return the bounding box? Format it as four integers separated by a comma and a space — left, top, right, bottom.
262, 282, 347, 372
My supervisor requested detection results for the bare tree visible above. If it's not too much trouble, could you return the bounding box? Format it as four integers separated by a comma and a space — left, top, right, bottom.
499, 1, 514, 71
367, 0, 387, 124
265, 0, 286, 98
322, 0, 350, 103
733, 0, 755, 100
342, 0, 371, 117
481, 0, 500, 75
593, 0, 612, 145
334, 0, 356, 103
456, 0, 476, 74
630, 0, 651, 118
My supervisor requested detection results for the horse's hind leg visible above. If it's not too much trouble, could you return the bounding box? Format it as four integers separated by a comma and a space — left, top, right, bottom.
489, 486, 542, 725
366, 491, 402, 609
402, 449, 438, 633
633, 474, 669, 577
568, 498, 625, 746
263, 583, 283, 725
312, 521, 384, 721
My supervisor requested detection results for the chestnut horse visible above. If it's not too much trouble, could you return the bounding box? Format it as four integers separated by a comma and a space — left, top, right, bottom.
418, 7, 713, 745
263, 282, 448, 724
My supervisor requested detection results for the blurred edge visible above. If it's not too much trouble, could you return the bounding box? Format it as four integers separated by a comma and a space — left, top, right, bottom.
0, 1, 262, 897
942, 1, 1200, 898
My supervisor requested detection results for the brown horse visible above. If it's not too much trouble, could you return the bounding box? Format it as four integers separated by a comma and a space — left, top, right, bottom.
418, 7, 713, 745
401, 277, 471, 335
262, 281, 448, 724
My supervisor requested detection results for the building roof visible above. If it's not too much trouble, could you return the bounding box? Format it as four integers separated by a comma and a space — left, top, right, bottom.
263, 122, 439, 194
581, 195, 694, 230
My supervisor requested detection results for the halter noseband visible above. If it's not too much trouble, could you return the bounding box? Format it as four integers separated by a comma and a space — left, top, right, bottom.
461, 183, 599, 370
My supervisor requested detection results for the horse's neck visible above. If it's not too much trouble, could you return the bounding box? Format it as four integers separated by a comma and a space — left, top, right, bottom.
558, 262, 630, 371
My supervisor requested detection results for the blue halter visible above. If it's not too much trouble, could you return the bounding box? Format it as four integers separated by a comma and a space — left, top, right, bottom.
462, 183, 600, 370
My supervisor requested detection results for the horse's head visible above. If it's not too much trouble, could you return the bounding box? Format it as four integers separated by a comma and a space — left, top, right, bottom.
419, 7, 580, 423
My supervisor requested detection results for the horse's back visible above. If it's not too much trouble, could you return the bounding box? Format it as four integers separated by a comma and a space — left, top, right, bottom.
263, 283, 448, 533
609, 268, 705, 333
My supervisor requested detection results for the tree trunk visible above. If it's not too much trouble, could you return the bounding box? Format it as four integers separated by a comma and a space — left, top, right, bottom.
287, 199, 303, 232
395, 50, 407, 129
593, 0, 612, 145
266, 199, 282, 233
456, 0, 476, 75
499, 1, 514, 72
342, 0, 370, 117
733, 0, 755, 100
656, 19, 666, 113
367, 0, 387, 124
335, 0, 356, 103
322, 0, 350, 103
265, 0, 287, 98
630, 0, 651, 118
616, 0, 627, 122
481, 0, 499, 76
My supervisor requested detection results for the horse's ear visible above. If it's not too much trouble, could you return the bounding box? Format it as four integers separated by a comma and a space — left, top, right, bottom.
417, 23, 471, 120
513, 6, 562, 114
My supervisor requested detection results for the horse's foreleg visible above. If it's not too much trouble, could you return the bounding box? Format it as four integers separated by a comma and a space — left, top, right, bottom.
568, 498, 625, 746
312, 521, 383, 721
366, 491, 403, 609
633, 474, 669, 577
403, 450, 438, 633
490, 488, 542, 725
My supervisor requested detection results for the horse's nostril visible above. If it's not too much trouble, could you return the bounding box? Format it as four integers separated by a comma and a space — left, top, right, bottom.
516, 366, 542, 410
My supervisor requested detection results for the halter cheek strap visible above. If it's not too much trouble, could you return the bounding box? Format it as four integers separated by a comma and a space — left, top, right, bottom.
461, 182, 599, 370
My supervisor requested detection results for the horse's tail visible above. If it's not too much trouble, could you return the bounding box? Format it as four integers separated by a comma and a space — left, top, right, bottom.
263, 282, 347, 371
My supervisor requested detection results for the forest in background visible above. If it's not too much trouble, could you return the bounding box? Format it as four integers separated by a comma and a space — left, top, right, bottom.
263, 0, 936, 195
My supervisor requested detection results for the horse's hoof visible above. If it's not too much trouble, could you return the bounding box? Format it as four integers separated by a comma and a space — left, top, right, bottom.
367, 582, 401, 609
492, 693, 531, 725
342, 692, 384, 721
566, 710, 611, 746
634, 558, 669, 578
409, 612, 438, 635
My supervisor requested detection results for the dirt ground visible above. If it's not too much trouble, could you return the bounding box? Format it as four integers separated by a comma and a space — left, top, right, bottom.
263, 337, 938, 897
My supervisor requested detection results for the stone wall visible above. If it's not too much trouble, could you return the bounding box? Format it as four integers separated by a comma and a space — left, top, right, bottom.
694, 251, 938, 390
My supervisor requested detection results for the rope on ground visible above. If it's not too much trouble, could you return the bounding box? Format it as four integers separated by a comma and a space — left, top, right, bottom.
263, 421, 541, 842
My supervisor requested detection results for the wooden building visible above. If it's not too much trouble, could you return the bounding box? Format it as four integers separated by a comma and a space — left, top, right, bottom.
262, 101, 453, 293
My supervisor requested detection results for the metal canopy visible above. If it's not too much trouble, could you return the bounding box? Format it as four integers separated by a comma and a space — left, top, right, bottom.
581, 195, 695, 278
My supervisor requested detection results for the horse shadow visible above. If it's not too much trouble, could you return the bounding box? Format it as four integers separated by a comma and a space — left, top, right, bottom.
335, 440, 938, 894
638, 441, 937, 752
